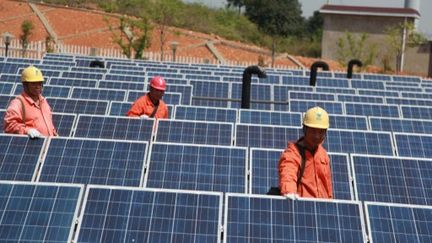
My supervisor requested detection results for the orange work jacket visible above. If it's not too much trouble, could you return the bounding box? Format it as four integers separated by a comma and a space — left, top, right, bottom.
278, 139, 333, 199
127, 94, 168, 119
4, 93, 57, 136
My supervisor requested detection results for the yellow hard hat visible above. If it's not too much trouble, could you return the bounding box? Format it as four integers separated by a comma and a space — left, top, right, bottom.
303, 106, 329, 129
21, 66, 45, 83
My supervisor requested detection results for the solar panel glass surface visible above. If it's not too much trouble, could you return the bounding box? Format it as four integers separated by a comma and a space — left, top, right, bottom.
174, 105, 237, 122
235, 125, 301, 149
394, 133, 432, 158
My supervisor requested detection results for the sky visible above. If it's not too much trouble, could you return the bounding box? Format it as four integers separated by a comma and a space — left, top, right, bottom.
182, 0, 431, 38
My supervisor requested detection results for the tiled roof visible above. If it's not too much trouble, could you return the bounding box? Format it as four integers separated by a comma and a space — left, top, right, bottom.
320, 4, 420, 18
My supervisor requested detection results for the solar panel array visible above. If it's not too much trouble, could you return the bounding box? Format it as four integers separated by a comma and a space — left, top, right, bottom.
1, 52, 432, 242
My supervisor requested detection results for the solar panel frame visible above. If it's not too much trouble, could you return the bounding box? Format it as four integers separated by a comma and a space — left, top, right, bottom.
52, 112, 77, 137
289, 99, 344, 114
143, 142, 248, 193
369, 116, 432, 134
386, 97, 432, 106
329, 114, 369, 130
288, 91, 336, 101
365, 201, 432, 243
393, 132, 432, 158
0, 181, 84, 243
401, 105, 432, 120
98, 80, 145, 91
47, 97, 109, 115
0, 82, 14, 95
401, 92, 432, 99
223, 193, 367, 243
337, 94, 384, 104
48, 77, 98, 88
351, 154, 432, 205
235, 124, 302, 149
71, 87, 126, 102
14, 84, 71, 98
74, 185, 223, 243
345, 102, 401, 118
174, 105, 238, 123
239, 109, 302, 126
357, 89, 400, 97
37, 137, 148, 187
0, 134, 46, 181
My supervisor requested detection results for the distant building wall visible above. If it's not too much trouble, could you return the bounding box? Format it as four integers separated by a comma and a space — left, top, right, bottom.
404, 42, 432, 77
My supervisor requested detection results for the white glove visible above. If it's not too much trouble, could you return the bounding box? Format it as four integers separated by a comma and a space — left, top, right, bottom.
284, 193, 299, 200
27, 128, 42, 139
140, 114, 149, 119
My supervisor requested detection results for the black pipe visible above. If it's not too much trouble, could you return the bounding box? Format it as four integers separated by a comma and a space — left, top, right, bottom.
241, 65, 267, 109
309, 61, 329, 86
347, 59, 362, 79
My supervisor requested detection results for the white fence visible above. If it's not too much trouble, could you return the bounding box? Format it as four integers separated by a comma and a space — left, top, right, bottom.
0, 39, 298, 69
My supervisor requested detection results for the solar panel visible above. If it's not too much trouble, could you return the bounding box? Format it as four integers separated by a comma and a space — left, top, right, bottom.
0, 134, 45, 181
370, 117, 432, 134
14, 84, 71, 98
61, 71, 103, 80
401, 105, 432, 119
345, 103, 400, 118
315, 78, 350, 88
47, 97, 109, 115
328, 114, 369, 130
74, 115, 154, 141
145, 142, 247, 193
224, 194, 366, 243
392, 76, 421, 82
70, 67, 107, 73
0, 181, 83, 242
0, 74, 21, 82
52, 113, 77, 136
289, 91, 336, 101
104, 73, 144, 82
235, 124, 301, 149
127, 91, 182, 105
190, 81, 229, 107
282, 76, 309, 85
363, 73, 392, 81
174, 105, 238, 122
231, 83, 273, 110
351, 80, 385, 90
71, 87, 126, 101
75, 186, 222, 243
186, 74, 221, 81
394, 133, 432, 158
38, 137, 147, 186
0, 82, 13, 95
386, 97, 432, 107
49, 77, 97, 88
401, 92, 432, 100
239, 110, 301, 126
351, 154, 432, 205
365, 202, 432, 243
334, 72, 362, 79
358, 89, 400, 97
386, 85, 423, 93
250, 148, 353, 200
325, 130, 394, 155
289, 100, 344, 114
165, 84, 192, 105
337, 94, 384, 104
316, 87, 356, 94
98, 80, 145, 91
155, 120, 233, 145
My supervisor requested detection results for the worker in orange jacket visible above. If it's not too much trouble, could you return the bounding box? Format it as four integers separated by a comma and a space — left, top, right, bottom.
127, 76, 169, 119
4, 65, 58, 138
279, 106, 333, 199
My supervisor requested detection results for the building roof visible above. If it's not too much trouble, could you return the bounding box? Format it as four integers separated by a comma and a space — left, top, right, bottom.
319, 4, 420, 19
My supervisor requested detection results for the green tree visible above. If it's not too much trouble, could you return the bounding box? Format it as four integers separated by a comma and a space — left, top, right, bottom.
107, 15, 152, 59
226, 0, 245, 14
336, 32, 377, 69
20, 20, 34, 57
244, 0, 304, 67
384, 21, 427, 72
305, 11, 323, 40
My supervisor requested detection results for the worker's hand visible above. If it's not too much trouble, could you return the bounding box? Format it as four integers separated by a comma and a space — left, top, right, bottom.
140, 114, 149, 119
284, 193, 299, 200
27, 128, 42, 139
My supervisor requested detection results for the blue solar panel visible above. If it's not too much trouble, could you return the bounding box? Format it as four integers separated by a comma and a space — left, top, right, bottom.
0, 181, 82, 242
352, 155, 432, 205
186, 74, 221, 81
337, 94, 384, 104
370, 117, 432, 134
386, 85, 423, 92
326, 130, 394, 155
273, 85, 313, 111
105, 73, 144, 82
71, 87, 126, 101
250, 148, 353, 200
239, 110, 301, 126
74, 115, 154, 140
315, 78, 350, 88
351, 80, 385, 90
145, 143, 247, 193
363, 74, 392, 81
345, 103, 400, 118
316, 87, 357, 94
49, 77, 97, 88
401, 92, 432, 100
0, 82, 13, 95
165, 84, 192, 105
225, 194, 366, 242
62, 71, 103, 80
70, 67, 107, 73
0, 134, 45, 181
53, 113, 76, 136
289, 91, 336, 101
386, 97, 432, 106
155, 120, 233, 145
0, 95, 14, 109
235, 124, 301, 149
289, 100, 344, 114
357, 89, 400, 97
366, 202, 432, 243
47, 97, 109, 115
334, 72, 362, 79
38, 138, 147, 186
394, 133, 432, 158
14, 84, 71, 98
127, 91, 182, 105
98, 80, 145, 91
75, 186, 222, 243
190, 81, 229, 107
392, 76, 421, 82
401, 105, 432, 119
174, 105, 237, 122
329, 114, 369, 130
0, 74, 21, 82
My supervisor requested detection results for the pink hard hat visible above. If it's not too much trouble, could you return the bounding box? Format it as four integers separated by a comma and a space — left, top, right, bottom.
149, 76, 166, 91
